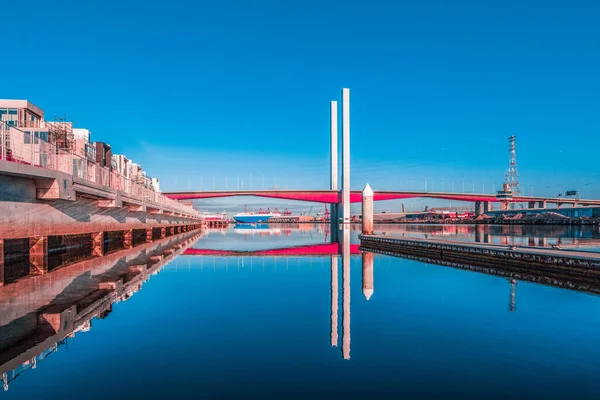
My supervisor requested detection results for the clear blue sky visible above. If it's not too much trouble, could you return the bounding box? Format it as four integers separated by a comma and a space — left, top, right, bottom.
3, 0, 599, 211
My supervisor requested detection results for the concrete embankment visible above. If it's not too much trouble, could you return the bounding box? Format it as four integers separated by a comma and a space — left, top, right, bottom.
359, 235, 600, 293
0, 169, 202, 239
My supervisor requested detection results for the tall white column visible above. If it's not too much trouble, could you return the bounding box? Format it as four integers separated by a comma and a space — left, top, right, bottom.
341, 88, 351, 223
330, 101, 338, 191
330, 100, 339, 227
362, 183, 374, 235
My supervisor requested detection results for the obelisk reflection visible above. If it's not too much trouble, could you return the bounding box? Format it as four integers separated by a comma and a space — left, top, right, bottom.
509, 279, 517, 312
362, 251, 374, 301
341, 226, 351, 360
330, 255, 339, 347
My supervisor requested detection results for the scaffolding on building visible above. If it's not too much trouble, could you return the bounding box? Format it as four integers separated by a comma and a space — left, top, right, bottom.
47, 114, 74, 151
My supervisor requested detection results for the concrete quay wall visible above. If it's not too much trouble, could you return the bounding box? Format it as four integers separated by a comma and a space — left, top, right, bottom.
0, 172, 201, 239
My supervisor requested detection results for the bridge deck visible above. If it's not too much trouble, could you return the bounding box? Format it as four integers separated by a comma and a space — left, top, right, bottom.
164, 189, 600, 206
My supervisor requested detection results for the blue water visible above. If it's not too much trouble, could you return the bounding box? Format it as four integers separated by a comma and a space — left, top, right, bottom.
3, 225, 600, 399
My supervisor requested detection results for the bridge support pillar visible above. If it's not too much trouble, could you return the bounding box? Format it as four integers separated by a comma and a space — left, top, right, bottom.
483, 201, 491, 213
475, 201, 484, 216
538, 200, 547, 209
528, 201, 537, 209
362, 184, 374, 235
330, 203, 339, 243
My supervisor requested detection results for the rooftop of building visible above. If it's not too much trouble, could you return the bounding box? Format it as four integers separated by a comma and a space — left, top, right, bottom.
0, 99, 44, 117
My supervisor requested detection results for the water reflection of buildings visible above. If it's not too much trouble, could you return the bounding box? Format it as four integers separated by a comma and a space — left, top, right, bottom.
0, 232, 200, 392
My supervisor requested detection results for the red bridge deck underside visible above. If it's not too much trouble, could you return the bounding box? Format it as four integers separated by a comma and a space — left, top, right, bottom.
183, 243, 361, 257
166, 190, 515, 204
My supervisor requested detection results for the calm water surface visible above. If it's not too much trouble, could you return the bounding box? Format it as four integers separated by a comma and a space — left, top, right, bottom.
2, 224, 600, 399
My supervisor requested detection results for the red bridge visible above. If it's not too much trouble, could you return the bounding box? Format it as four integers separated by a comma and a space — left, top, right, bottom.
165, 189, 600, 207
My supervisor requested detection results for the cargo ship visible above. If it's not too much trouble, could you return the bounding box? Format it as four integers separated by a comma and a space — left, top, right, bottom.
232, 207, 291, 223
232, 223, 282, 235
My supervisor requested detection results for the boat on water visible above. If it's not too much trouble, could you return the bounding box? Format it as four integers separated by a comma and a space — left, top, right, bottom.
232, 223, 282, 235
232, 207, 291, 223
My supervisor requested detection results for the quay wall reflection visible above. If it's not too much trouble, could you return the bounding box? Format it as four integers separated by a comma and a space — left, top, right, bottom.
0, 231, 201, 392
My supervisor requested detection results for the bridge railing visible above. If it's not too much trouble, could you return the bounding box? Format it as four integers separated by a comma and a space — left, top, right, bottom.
0, 122, 199, 217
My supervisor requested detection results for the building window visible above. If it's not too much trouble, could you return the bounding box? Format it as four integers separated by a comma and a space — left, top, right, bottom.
39, 154, 48, 168
24, 131, 32, 144
0, 109, 6, 116
8, 109, 17, 115
34, 131, 48, 144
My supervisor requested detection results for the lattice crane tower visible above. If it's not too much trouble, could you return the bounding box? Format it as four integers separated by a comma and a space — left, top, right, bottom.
505, 135, 521, 195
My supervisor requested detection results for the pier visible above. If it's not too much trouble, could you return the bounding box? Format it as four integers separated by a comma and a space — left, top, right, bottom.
359, 235, 600, 293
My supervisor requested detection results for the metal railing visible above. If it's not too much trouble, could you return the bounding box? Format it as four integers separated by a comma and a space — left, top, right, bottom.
0, 122, 199, 217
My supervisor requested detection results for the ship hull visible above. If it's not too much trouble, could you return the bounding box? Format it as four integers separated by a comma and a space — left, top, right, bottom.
233, 215, 273, 223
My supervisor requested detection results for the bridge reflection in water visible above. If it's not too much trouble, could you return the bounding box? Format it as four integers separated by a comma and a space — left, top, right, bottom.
185, 225, 365, 361
3, 223, 600, 393
183, 223, 600, 362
